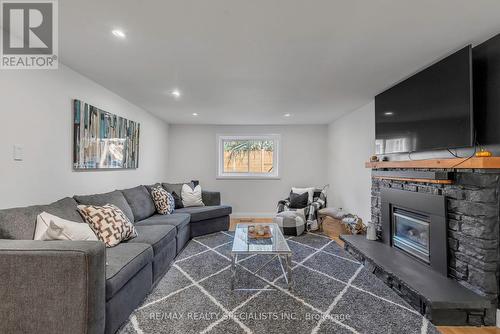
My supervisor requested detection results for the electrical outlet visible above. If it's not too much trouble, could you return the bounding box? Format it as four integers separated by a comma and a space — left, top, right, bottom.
13, 145, 23, 161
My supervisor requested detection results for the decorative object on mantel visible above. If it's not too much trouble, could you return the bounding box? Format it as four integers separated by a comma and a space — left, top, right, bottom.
475, 149, 492, 157
73, 99, 140, 170
370, 155, 379, 162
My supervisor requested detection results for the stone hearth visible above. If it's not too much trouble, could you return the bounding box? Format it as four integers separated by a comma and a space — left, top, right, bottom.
370, 169, 500, 324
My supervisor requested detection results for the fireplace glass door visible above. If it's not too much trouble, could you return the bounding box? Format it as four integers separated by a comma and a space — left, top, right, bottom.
392, 208, 430, 263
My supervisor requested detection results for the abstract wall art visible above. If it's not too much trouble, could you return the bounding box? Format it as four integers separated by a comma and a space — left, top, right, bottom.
73, 99, 140, 170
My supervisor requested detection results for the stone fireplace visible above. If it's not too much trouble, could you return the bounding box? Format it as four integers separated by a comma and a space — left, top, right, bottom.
370, 168, 500, 324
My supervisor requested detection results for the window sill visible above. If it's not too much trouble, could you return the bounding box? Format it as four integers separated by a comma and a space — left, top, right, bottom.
216, 175, 281, 180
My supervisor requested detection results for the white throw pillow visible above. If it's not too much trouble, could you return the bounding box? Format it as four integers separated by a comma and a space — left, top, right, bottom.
34, 212, 98, 241
181, 184, 204, 207
291, 187, 315, 204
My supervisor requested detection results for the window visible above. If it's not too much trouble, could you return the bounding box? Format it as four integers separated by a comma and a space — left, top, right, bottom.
217, 135, 280, 179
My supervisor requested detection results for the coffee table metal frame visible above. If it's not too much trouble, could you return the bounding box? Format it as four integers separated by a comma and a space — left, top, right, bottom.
230, 223, 292, 291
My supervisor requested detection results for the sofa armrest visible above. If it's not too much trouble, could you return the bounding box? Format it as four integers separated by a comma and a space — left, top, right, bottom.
0, 240, 106, 334
202, 191, 221, 206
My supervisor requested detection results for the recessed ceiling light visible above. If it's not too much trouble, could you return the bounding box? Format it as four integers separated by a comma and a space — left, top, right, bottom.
384, 111, 394, 116
112, 29, 126, 39
192, 113, 199, 116
284, 113, 291, 117
170, 89, 181, 99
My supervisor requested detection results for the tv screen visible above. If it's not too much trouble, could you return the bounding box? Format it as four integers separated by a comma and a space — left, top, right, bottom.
473, 34, 500, 145
375, 46, 473, 154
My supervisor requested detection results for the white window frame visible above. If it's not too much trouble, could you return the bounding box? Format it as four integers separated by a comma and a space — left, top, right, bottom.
217, 134, 280, 179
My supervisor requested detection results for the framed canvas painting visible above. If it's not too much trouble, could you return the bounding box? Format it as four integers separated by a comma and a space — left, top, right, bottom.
73, 99, 140, 170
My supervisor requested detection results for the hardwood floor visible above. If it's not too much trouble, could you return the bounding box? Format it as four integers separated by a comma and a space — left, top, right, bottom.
438, 327, 500, 334
229, 217, 498, 334
229, 218, 273, 230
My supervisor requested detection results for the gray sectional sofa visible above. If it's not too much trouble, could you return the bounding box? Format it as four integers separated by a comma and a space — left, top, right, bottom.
0, 183, 231, 334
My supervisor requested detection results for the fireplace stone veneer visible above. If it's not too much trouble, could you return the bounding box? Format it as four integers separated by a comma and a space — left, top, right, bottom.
371, 169, 500, 323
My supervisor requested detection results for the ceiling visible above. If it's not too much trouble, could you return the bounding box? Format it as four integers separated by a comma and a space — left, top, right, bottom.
59, 0, 500, 125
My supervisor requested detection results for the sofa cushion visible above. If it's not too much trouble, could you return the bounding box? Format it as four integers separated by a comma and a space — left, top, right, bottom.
136, 213, 190, 231
43, 197, 86, 224
201, 191, 221, 206
126, 225, 176, 255
105, 243, 153, 300
121, 186, 156, 221
144, 183, 162, 194
0, 205, 41, 240
175, 205, 232, 223
0, 197, 83, 240
74, 190, 135, 223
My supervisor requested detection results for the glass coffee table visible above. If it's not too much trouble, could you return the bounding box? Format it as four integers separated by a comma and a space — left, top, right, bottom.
231, 223, 292, 291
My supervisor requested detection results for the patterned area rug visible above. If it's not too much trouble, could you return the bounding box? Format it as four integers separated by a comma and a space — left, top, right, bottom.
119, 231, 439, 334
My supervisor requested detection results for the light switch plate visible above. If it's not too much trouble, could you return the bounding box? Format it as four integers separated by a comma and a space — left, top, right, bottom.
13, 145, 23, 161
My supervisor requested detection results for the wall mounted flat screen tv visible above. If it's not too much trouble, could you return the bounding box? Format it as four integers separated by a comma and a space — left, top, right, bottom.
473, 34, 500, 145
375, 46, 474, 154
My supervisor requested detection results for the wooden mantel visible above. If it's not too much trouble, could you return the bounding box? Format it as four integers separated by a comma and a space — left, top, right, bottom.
365, 157, 500, 169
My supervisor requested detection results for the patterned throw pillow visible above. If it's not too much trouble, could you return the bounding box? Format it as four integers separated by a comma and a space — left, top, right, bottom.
77, 204, 137, 247
151, 186, 174, 214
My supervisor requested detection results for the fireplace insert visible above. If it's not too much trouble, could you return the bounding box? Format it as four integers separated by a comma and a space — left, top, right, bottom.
381, 188, 447, 275
392, 208, 430, 263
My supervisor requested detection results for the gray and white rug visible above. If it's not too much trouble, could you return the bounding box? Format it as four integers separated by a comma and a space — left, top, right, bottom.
119, 231, 440, 334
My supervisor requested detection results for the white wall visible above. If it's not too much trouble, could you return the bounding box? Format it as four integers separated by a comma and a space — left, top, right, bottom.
327, 101, 375, 223
0, 65, 169, 209
168, 125, 328, 216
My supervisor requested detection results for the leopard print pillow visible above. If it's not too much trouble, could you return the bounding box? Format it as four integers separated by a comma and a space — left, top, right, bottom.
151, 186, 174, 215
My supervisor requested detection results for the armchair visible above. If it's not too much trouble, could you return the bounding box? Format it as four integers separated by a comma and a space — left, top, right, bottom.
277, 186, 328, 231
